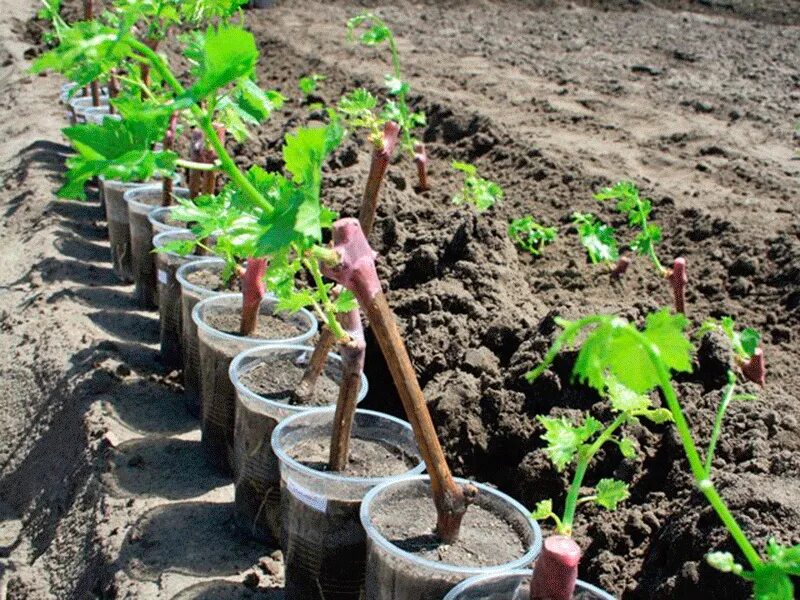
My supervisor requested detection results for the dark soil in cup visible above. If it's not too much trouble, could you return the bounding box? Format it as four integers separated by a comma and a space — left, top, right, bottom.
282, 437, 415, 600
371, 495, 525, 568
238, 358, 340, 408
289, 434, 417, 477
204, 312, 303, 340
185, 268, 242, 293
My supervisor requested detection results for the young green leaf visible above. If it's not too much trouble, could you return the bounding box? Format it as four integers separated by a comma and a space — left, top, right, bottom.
593, 478, 630, 511
538, 415, 603, 472
572, 212, 619, 264
452, 161, 503, 213
185, 26, 258, 101
508, 216, 557, 257
706, 552, 744, 576
299, 73, 326, 96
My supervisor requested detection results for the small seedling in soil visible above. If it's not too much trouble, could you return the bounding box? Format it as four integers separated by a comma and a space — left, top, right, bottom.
697, 316, 765, 385
527, 309, 799, 600
508, 216, 557, 256
346, 12, 429, 191
299, 73, 326, 97
529, 375, 671, 599
594, 181, 687, 312
451, 161, 503, 213
571, 212, 619, 265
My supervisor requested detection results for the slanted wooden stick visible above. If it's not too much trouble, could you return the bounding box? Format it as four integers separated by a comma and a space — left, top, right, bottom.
327, 308, 365, 471
323, 218, 473, 542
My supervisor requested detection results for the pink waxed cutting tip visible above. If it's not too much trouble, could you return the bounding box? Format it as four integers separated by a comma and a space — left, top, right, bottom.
529, 535, 581, 600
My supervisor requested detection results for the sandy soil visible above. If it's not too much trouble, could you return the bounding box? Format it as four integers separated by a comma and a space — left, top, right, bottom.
1, 0, 798, 598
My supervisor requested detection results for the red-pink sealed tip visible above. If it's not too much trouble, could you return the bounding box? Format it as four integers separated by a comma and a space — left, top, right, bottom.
741, 347, 766, 386
529, 535, 581, 600
668, 257, 688, 315
240, 258, 268, 335
322, 218, 381, 307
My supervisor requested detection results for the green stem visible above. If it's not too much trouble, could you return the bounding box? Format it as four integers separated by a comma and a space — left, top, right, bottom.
704, 370, 736, 476
303, 257, 348, 341
561, 413, 627, 534
635, 196, 665, 274
626, 329, 762, 569
127, 38, 274, 216
176, 158, 220, 171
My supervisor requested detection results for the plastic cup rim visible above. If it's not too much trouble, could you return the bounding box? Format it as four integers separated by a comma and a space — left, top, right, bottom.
271, 406, 426, 487
191, 292, 318, 347
229, 343, 369, 413
359, 474, 543, 576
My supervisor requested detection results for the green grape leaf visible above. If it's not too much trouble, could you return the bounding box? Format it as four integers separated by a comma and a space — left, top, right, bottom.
333, 289, 359, 313
538, 415, 602, 472
384, 74, 409, 96
185, 26, 258, 101
739, 328, 761, 358
451, 161, 503, 213
531, 499, 555, 521
572, 212, 619, 264
606, 376, 651, 413
618, 437, 637, 459
508, 216, 557, 257
594, 478, 630, 511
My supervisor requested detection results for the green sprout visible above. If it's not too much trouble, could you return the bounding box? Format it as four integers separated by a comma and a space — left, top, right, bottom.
595, 181, 664, 274
451, 161, 502, 212
532, 375, 671, 536
572, 212, 618, 265
527, 309, 798, 600
299, 73, 326, 97
346, 12, 426, 155
508, 216, 557, 257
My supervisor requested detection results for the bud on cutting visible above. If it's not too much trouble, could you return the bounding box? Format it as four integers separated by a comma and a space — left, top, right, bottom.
530, 535, 581, 600
239, 258, 268, 336
322, 218, 381, 307
668, 257, 688, 315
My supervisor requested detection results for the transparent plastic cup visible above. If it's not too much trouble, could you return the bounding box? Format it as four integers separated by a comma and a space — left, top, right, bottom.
69, 95, 110, 124
59, 82, 78, 104
272, 408, 425, 600
229, 344, 369, 542
443, 569, 616, 600
103, 179, 151, 283
176, 258, 229, 417
192, 293, 317, 473
152, 230, 196, 371
124, 184, 190, 309
360, 476, 543, 600
148, 206, 190, 237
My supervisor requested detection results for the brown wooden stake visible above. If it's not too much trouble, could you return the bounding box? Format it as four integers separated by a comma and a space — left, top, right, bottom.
327, 309, 365, 472
108, 74, 119, 115
141, 38, 159, 93
323, 218, 473, 542
188, 129, 204, 199
83, 0, 101, 107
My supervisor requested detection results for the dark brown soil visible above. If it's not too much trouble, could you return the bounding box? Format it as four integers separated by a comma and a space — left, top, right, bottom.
204, 311, 304, 341
185, 267, 242, 292
371, 495, 526, 568
5, 0, 799, 598
289, 435, 417, 477
238, 359, 340, 407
